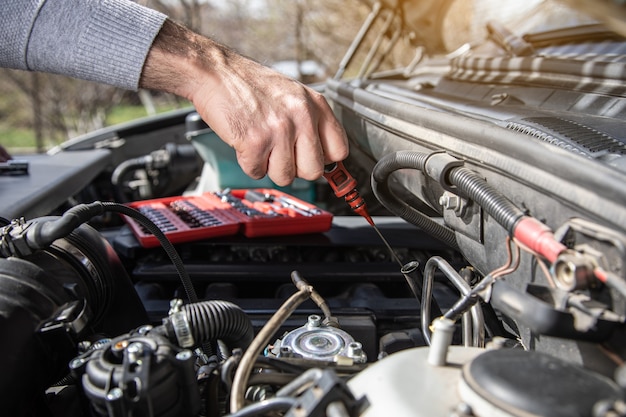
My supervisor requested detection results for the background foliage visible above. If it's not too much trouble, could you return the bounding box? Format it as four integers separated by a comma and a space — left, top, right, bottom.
0, 0, 368, 154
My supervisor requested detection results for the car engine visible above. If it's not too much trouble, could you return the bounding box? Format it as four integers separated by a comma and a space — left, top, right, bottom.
2, 1, 626, 416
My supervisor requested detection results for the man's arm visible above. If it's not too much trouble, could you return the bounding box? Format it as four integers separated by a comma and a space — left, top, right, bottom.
2, 1, 348, 185
139, 19, 348, 186
2, 0, 166, 90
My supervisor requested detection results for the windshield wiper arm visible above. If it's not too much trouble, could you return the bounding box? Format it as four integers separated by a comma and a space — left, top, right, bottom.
487, 20, 535, 56
522, 23, 624, 47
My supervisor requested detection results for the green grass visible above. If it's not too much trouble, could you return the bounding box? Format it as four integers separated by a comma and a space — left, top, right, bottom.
105, 105, 152, 126
105, 104, 184, 126
0, 126, 37, 152
1, 104, 185, 154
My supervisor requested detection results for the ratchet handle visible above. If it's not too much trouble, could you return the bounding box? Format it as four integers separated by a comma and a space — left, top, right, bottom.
323, 161, 357, 199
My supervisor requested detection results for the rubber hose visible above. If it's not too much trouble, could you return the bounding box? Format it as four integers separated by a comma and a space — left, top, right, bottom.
371, 151, 458, 248
111, 156, 149, 186
448, 167, 525, 233
183, 301, 254, 350
24, 202, 105, 250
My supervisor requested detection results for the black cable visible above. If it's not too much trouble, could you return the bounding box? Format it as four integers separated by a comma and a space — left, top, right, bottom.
19, 201, 198, 303
247, 373, 297, 387
253, 356, 309, 374
98, 202, 199, 303
254, 356, 367, 375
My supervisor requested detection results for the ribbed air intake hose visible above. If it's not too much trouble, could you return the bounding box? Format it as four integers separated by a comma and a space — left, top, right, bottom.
371, 151, 458, 248
175, 300, 254, 351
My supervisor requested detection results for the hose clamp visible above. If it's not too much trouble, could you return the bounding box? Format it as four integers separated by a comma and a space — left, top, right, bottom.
424, 152, 464, 193
168, 299, 195, 348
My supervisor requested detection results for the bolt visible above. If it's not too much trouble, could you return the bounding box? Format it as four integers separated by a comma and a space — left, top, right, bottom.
113, 340, 129, 352
347, 342, 363, 357
307, 314, 322, 328
169, 298, 183, 315
127, 342, 144, 355
439, 192, 466, 216
346, 341, 366, 363
279, 346, 293, 358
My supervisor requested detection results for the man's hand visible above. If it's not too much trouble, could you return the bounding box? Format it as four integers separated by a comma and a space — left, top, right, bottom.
140, 20, 348, 186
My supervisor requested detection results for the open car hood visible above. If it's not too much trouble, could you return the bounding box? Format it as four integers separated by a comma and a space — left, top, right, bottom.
2, 1, 626, 416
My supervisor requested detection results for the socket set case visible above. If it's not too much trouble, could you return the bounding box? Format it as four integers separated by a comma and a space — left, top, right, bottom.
123, 188, 333, 248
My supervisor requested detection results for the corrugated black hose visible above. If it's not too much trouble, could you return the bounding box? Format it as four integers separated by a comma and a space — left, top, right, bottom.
371, 150, 459, 248
180, 300, 254, 350
372, 150, 529, 242
447, 166, 525, 234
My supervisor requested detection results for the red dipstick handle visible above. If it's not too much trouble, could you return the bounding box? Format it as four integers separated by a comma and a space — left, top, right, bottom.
323, 161, 374, 226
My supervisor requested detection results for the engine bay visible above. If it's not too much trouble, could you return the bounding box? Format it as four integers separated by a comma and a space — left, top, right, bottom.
2, 1, 626, 416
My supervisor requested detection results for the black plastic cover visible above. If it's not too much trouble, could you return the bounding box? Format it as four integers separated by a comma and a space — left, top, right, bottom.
463, 349, 623, 417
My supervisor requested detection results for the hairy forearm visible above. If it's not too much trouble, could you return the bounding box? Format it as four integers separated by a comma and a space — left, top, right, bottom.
140, 18, 348, 186
139, 19, 233, 99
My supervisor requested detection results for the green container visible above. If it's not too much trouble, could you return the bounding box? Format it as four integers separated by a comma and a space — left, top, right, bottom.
186, 127, 315, 202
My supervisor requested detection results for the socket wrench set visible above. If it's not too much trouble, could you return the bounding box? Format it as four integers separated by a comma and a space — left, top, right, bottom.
124, 188, 333, 248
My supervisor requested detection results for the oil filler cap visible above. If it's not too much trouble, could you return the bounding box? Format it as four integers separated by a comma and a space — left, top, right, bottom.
459, 349, 622, 417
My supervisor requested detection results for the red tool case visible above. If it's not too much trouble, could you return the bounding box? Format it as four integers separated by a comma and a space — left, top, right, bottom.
123, 188, 333, 248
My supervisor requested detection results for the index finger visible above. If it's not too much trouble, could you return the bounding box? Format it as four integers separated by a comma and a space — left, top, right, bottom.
314, 95, 349, 163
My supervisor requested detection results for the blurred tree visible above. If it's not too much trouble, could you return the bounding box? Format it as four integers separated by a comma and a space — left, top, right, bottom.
144, 0, 213, 40
253, 0, 369, 75
0, 69, 126, 149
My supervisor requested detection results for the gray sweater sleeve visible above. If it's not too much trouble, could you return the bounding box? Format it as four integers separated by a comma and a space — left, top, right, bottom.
0, 0, 167, 90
